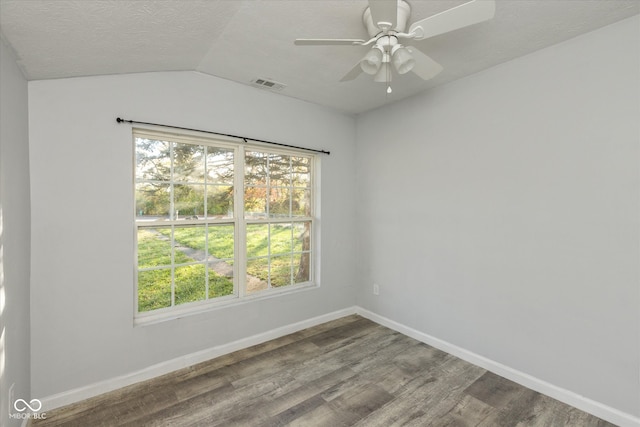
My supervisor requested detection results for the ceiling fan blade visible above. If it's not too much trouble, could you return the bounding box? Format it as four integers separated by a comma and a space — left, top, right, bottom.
368, 0, 398, 29
409, 0, 495, 41
406, 48, 443, 80
295, 39, 365, 46
340, 60, 364, 82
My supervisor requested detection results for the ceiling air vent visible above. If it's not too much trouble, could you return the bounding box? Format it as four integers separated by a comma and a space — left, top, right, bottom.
250, 78, 286, 91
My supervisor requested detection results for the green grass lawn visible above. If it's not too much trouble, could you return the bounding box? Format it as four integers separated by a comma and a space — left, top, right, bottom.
156, 225, 235, 259
137, 223, 308, 312
137, 229, 234, 312
155, 223, 301, 259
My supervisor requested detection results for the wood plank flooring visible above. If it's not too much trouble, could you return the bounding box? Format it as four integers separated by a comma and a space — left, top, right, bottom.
33, 315, 616, 426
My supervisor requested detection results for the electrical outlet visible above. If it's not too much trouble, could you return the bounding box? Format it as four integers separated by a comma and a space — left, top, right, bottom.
373, 283, 379, 295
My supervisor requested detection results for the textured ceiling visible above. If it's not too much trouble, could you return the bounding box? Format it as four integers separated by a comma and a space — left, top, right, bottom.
1, 0, 638, 114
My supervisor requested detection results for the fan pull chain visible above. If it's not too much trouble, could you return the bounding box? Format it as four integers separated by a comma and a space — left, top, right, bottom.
386, 57, 392, 95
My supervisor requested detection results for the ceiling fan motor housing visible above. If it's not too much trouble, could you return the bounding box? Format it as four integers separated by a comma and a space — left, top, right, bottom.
363, 0, 411, 36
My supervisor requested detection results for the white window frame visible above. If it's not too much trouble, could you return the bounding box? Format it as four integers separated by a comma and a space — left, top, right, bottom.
133, 128, 319, 325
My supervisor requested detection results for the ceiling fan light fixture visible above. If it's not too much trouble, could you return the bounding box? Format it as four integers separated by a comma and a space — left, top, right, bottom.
360, 47, 383, 75
392, 46, 414, 74
295, 0, 496, 87
373, 63, 391, 83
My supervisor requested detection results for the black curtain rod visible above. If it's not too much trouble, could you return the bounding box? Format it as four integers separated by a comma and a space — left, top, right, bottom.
116, 117, 330, 155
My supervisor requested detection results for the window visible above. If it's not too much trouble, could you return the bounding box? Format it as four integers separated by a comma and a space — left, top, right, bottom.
134, 130, 315, 320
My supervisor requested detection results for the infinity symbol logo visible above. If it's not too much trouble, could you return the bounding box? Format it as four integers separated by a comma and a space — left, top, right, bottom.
14, 398, 42, 412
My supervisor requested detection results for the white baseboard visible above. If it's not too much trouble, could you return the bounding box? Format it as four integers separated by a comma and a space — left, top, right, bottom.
40, 306, 357, 412
39, 305, 639, 427
355, 307, 640, 427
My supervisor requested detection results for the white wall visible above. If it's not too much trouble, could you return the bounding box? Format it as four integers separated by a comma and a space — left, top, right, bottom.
356, 15, 639, 419
0, 34, 31, 426
28, 71, 357, 399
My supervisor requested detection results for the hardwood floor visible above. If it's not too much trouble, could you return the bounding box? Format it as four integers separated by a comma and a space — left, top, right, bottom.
33, 315, 615, 426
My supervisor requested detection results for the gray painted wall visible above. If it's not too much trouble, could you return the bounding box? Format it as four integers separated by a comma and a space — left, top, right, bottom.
0, 35, 31, 427
356, 15, 639, 417
28, 71, 358, 398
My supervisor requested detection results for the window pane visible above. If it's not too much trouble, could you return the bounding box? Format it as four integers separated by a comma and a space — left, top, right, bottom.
207, 148, 234, 185
292, 188, 311, 217
293, 221, 311, 253
293, 253, 310, 284
208, 225, 235, 260
175, 264, 206, 306
174, 143, 205, 183
138, 227, 172, 268
269, 187, 291, 217
270, 223, 292, 255
174, 184, 204, 219
138, 268, 172, 312
244, 186, 266, 219
246, 258, 269, 294
245, 151, 268, 185
136, 183, 170, 220
246, 224, 269, 258
173, 225, 206, 259
271, 255, 293, 288
136, 138, 171, 181
207, 185, 233, 219
209, 267, 234, 298
292, 156, 311, 188
269, 154, 291, 187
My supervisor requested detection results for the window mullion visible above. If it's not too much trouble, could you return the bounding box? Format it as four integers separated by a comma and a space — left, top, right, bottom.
289, 156, 293, 217
170, 142, 176, 307
290, 226, 294, 286
266, 154, 270, 218
236, 145, 246, 297
289, 157, 294, 286
203, 145, 208, 219
204, 146, 209, 299
171, 225, 176, 307
267, 155, 272, 289
204, 223, 210, 300
267, 224, 272, 289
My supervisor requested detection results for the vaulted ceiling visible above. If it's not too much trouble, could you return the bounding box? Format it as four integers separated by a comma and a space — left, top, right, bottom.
1, 0, 638, 114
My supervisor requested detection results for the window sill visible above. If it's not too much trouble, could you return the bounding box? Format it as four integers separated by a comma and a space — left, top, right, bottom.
134, 282, 319, 327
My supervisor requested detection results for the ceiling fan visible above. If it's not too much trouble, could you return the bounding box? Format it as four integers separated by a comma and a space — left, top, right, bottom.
294, 0, 495, 93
